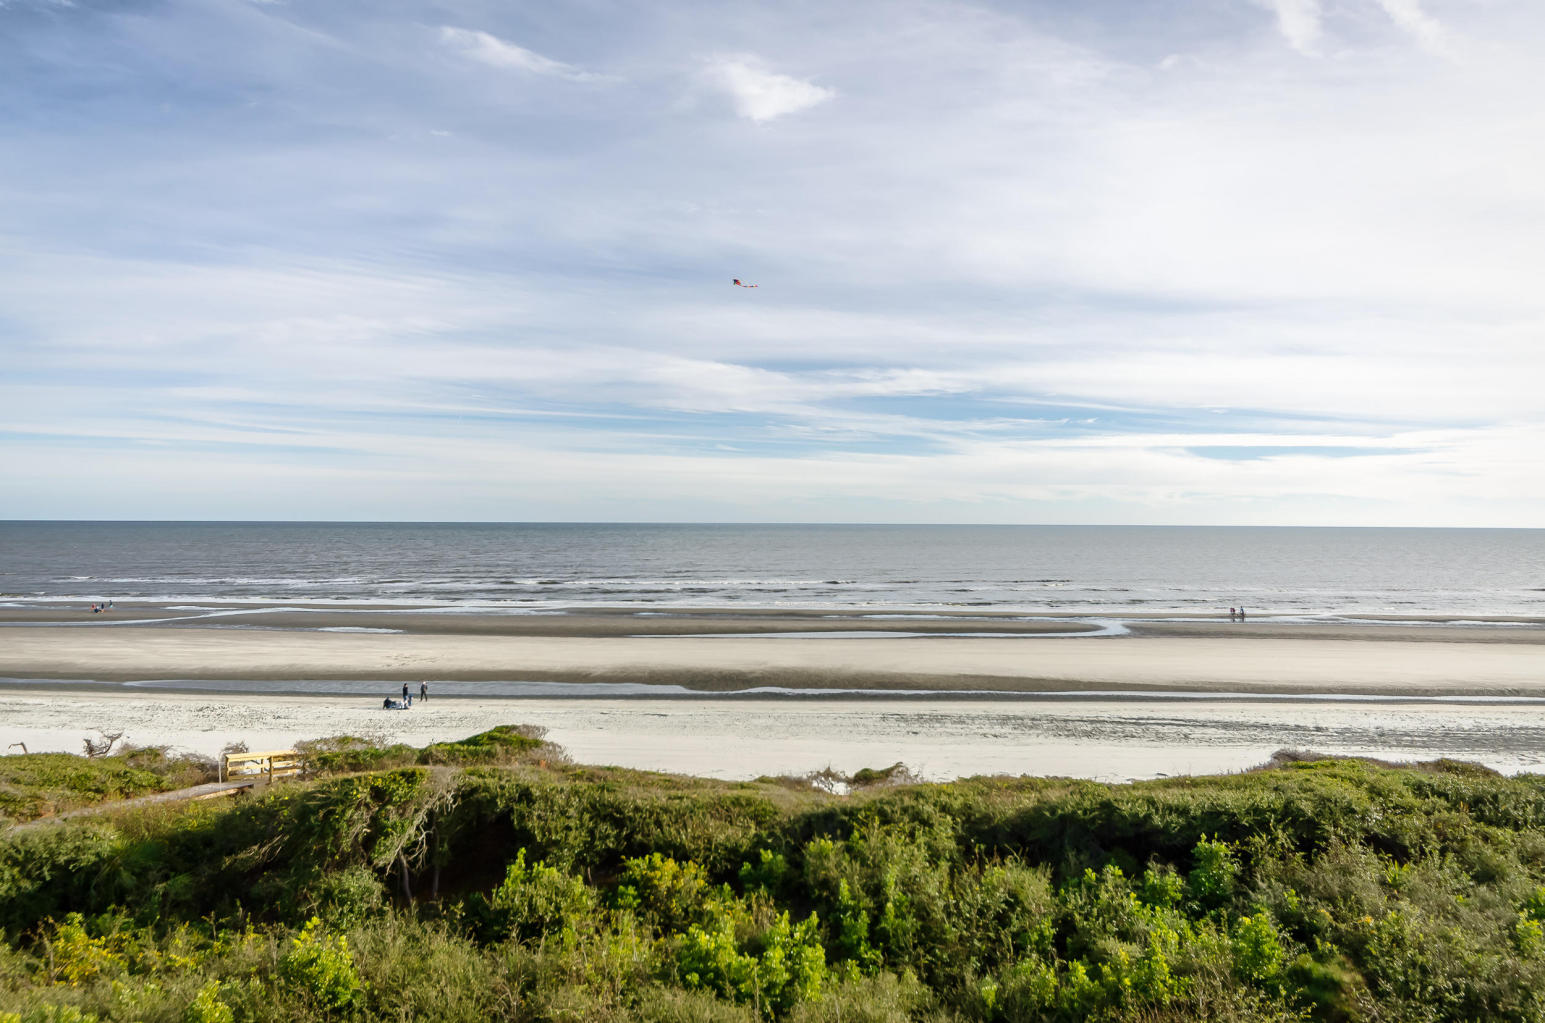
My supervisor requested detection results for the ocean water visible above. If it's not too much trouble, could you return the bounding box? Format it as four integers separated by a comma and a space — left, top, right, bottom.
1, 521, 1542, 618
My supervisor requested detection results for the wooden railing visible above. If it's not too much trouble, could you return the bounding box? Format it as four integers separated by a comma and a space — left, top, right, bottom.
220, 749, 302, 783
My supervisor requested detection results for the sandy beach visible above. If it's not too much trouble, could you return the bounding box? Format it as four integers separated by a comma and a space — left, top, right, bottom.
1, 604, 1543, 696
5, 686, 1545, 783
3, 603, 1544, 779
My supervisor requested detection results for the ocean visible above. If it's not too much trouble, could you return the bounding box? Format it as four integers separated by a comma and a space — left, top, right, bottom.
2, 521, 1542, 618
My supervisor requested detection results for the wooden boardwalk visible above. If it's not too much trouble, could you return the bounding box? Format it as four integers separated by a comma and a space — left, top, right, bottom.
220, 749, 302, 782
2, 779, 259, 831
76, 779, 260, 812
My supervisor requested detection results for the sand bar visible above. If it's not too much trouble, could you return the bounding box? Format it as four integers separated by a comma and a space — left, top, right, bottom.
4, 603, 1542, 638
2, 604, 1544, 695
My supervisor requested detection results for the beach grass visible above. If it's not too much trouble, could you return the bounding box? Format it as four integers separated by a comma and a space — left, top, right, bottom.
0, 746, 215, 825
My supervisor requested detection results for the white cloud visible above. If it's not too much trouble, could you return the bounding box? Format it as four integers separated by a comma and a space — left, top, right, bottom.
1373, 0, 1454, 56
705, 56, 834, 121
1257, 0, 1322, 53
438, 26, 603, 82
1254, 0, 1456, 57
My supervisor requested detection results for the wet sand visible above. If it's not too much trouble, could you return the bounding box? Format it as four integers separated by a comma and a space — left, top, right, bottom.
0, 604, 1110, 636
1, 602, 1543, 696
5, 602, 1542, 638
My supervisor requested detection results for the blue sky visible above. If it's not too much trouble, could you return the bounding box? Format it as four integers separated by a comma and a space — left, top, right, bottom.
3, 0, 1542, 524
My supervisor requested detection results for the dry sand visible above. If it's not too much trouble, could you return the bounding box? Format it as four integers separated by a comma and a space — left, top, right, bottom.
6, 688, 1545, 783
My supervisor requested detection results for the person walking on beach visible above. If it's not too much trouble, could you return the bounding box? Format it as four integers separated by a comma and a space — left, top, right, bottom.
1239, 606, 1247, 620
1229, 607, 1237, 621
419, 680, 428, 703
402, 682, 410, 702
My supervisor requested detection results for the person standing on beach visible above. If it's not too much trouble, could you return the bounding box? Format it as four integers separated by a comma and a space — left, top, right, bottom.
402, 682, 409, 702
1229, 607, 1237, 621
419, 681, 428, 703
1239, 606, 1247, 620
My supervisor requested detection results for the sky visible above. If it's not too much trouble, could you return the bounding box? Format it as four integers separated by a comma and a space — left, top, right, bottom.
3, 0, 1543, 525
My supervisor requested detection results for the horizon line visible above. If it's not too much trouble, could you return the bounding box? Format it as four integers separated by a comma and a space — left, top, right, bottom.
1, 520, 1539, 531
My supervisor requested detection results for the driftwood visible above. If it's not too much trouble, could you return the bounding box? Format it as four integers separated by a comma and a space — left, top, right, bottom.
82, 731, 124, 758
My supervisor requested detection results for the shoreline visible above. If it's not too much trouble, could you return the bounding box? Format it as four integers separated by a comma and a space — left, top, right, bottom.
4, 599, 1544, 636
11, 678, 1545, 704
6, 599, 1545, 628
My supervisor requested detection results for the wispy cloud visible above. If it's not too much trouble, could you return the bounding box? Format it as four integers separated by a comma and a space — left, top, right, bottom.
1256, 0, 1456, 57
705, 55, 834, 121
438, 26, 606, 82
1257, 0, 1322, 53
1372, 0, 1454, 56
1, 0, 1542, 524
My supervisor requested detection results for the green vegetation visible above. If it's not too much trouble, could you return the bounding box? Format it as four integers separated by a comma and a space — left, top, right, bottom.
2, 731, 1545, 1021
295, 725, 563, 775
0, 748, 215, 825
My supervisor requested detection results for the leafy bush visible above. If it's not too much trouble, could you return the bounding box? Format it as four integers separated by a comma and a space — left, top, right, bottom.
619, 853, 718, 933
677, 908, 825, 1016
181, 981, 233, 1023
419, 725, 561, 766
1232, 912, 1286, 986
738, 849, 790, 897
294, 736, 417, 775
1188, 836, 1239, 910
278, 917, 363, 1012
474, 850, 595, 945
298, 726, 563, 776
44, 915, 126, 987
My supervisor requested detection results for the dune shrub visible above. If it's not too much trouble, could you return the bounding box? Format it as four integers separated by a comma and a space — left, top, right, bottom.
473, 850, 596, 945
5, 739, 1545, 1021
278, 917, 362, 1013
